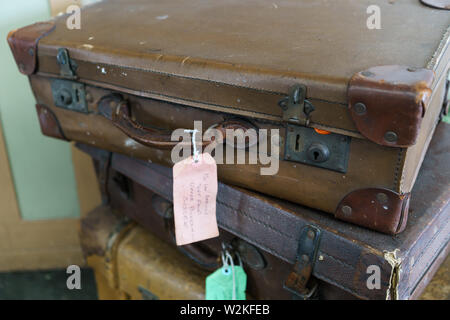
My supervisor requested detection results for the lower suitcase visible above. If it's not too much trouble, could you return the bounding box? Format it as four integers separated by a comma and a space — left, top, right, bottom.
79, 122, 450, 300
80, 206, 208, 300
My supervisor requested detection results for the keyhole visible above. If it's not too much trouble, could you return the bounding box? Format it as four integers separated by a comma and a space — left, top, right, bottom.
75, 89, 80, 103
295, 134, 301, 152
313, 151, 320, 161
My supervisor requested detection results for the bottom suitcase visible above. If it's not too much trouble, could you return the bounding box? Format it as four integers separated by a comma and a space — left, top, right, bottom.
80, 206, 208, 300
78, 122, 450, 300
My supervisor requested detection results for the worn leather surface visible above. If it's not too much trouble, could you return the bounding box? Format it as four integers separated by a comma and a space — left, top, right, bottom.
77, 122, 450, 300
7, 22, 55, 75
348, 66, 434, 147
105, 165, 354, 300
35, 104, 67, 140
31, 75, 404, 217
22, 0, 448, 218
29, 0, 449, 141
36, 0, 449, 105
335, 188, 410, 235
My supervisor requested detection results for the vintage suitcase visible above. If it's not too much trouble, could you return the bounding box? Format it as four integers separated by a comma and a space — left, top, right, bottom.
79, 122, 450, 300
80, 205, 208, 300
7, 0, 450, 234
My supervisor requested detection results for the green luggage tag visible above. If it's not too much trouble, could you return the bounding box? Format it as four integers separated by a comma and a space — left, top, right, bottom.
205, 248, 247, 300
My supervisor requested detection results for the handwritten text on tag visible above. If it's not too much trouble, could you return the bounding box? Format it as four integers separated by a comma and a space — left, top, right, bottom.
173, 153, 219, 246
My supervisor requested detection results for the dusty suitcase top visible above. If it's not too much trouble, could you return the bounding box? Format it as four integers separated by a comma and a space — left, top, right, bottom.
14, 0, 450, 120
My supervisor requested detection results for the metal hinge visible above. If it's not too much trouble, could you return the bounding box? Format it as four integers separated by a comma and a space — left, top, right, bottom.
278, 84, 315, 125
56, 48, 77, 79
284, 225, 321, 300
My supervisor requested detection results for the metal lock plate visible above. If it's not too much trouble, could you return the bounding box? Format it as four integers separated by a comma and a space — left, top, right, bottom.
284, 124, 351, 173
51, 79, 88, 113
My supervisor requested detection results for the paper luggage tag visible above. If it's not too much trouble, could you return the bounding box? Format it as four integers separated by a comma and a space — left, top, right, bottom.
206, 250, 247, 300
206, 266, 247, 300
173, 152, 219, 246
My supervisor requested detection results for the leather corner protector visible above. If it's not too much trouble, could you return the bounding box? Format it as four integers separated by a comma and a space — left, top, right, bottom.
35, 104, 68, 140
420, 0, 450, 10
348, 65, 434, 147
7, 21, 55, 75
335, 188, 410, 235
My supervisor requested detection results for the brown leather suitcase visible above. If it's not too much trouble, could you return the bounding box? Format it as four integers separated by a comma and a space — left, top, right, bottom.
80, 206, 208, 300
7, 0, 450, 234
78, 122, 450, 300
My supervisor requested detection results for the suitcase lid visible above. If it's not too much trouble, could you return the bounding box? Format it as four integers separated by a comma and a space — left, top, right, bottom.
9, 0, 450, 144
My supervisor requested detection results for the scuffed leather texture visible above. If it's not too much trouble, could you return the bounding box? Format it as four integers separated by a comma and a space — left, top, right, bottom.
35, 104, 67, 140
30, 75, 404, 216
77, 122, 450, 299
421, 0, 450, 9
335, 188, 410, 235
32, 0, 449, 133
7, 22, 55, 75
348, 66, 435, 147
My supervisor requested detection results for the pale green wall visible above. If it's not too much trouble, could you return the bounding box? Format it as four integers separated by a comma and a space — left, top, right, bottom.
0, 0, 80, 220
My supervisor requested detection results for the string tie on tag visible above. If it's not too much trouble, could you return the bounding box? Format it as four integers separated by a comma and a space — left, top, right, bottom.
184, 129, 200, 163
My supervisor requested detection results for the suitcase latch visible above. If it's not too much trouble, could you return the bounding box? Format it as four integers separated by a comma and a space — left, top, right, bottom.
56, 48, 77, 79
278, 84, 315, 125
284, 225, 321, 300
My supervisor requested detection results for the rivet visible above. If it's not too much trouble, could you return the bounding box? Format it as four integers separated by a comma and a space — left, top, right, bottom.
86, 92, 93, 103
109, 100, 117, 108
361, 71, 375, 77
341, 205, 352, 216
354, 102, 367, 115
384, 131, 398, 143
376, 193, 388, 204
307, 230, 315, 239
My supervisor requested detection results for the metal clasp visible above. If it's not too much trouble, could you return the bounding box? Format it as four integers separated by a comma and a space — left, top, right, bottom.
278, 84, 315, 125
57, 48, 77, 79
283, 225, 321, 300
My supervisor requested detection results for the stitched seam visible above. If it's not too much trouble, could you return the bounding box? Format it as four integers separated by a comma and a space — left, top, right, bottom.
217, 199, 295, 240
319, 251, 355, 270
426, 26, 450, 70
410, 218, 448, 269
217, 220, 290, 262
69, 58, 348, 106
406, 238, 450, 298
314, 274, 370, 300
393, 148, 405, 191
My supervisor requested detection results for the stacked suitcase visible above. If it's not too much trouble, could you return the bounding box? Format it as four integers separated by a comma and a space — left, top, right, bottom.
7, 0, 450, 299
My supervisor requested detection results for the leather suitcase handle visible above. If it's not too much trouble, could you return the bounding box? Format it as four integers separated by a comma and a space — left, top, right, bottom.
98, 94, 257, 150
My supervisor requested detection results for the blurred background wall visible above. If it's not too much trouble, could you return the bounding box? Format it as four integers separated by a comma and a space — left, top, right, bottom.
0, 0, 101, 271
